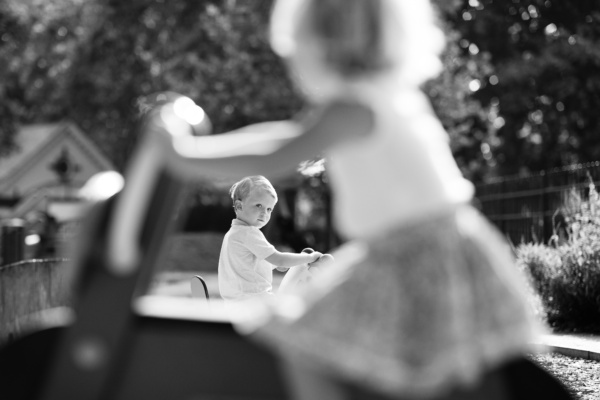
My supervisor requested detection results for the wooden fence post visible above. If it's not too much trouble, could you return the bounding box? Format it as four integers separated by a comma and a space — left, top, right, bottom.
1, 219, 25, 266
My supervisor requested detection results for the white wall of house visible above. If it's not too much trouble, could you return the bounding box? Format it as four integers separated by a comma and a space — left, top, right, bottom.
0, 121, 115, 221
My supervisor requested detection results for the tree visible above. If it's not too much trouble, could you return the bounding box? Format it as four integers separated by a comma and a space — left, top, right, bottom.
424, 20, 495, 182
445, 0, 600, 179
3, 0, 599, 181
0, 0, 102, 156
1, 0, 302, 170
67, 0, 305, 169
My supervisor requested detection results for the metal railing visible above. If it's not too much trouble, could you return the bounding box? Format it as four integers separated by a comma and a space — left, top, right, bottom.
475, 161, 600, 245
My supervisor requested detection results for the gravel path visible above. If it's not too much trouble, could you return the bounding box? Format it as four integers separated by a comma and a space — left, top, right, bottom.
529, 353, 600, 400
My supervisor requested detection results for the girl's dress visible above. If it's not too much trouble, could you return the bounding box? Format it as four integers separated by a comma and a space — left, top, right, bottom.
243, 82, 543, 398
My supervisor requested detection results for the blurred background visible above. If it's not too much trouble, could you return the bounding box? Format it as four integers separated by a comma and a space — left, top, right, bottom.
1, 0, 600, 310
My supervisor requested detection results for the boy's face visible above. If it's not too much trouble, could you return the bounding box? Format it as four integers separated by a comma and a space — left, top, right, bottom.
235, 188, 277, 229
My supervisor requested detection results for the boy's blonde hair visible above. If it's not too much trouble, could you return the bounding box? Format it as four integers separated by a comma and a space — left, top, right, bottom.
230, 176, 278, 205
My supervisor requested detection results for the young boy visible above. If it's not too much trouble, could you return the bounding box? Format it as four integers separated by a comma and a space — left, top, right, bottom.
218, 175, 322, 302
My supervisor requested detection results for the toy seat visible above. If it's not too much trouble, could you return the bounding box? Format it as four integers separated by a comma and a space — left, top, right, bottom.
190, 275, 210, 301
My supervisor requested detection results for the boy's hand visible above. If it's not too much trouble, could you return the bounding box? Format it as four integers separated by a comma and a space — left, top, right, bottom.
308, 253, 335, 269
308, 252, 323, 264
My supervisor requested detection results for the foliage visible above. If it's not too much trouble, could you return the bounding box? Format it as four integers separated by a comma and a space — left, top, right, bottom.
516, 242, 560, 325
2, 0, 600, 179
0, 0, 101, 156
517, 182, 600, 332
448, 0, 600, 179
1, 0, 303, 169
424, 28, 494, 182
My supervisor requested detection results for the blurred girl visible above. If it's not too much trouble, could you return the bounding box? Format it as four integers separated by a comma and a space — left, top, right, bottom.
234, 0, 545, 398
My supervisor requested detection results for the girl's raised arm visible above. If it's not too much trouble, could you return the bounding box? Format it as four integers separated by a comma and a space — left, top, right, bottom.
172, 100, 374, 181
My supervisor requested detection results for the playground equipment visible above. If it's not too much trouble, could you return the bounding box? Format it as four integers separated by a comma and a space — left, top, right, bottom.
0, 93, 574, 400
190, 275, 210, 301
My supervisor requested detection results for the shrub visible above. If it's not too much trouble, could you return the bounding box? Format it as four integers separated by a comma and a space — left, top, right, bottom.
517, 180, 600, 332
515, 243, 559, 325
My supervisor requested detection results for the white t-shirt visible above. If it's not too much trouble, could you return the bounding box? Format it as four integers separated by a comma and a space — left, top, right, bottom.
218, 219, 277, 301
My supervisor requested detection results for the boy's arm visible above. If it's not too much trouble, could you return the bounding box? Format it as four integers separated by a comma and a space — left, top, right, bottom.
266, 250, 323, 269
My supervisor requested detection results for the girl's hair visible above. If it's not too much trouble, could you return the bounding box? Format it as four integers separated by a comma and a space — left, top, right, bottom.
270, 0, 445, 96
230, 176, 278, 204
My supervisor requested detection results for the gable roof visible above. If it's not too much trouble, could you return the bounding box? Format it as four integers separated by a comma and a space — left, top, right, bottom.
0, 123, 58, 181
0, 121, 115, 188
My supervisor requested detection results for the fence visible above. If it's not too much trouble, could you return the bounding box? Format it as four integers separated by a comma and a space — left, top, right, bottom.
475, 161, 600, 245
0, 258, 72, 345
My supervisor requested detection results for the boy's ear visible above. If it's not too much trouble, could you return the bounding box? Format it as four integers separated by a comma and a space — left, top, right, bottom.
234, 200, 242, 211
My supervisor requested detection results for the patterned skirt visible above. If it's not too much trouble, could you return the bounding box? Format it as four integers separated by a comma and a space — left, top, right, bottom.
248, 205, 544, 398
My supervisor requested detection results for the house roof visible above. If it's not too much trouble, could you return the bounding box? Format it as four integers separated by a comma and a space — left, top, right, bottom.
0, 121, 115, 187
0, 123, 59, 181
